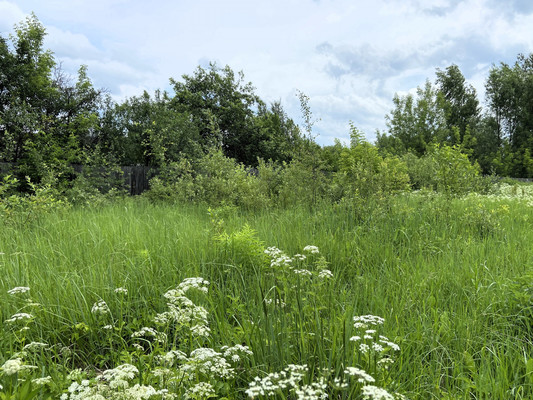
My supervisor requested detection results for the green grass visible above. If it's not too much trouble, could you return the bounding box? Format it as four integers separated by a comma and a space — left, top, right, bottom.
1, 193, 533, 398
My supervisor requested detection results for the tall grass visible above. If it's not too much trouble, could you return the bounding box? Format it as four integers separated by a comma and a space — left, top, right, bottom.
1, 193, 533, 398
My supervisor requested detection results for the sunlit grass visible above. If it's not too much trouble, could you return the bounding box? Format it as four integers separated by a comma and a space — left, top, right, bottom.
1, 192, 533, 398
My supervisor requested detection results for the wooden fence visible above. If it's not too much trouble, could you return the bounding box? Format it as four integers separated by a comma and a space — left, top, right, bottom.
0, 163, 153, 196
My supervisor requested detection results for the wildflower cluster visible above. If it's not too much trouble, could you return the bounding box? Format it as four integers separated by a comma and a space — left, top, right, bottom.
155, 277, 210, 338
61, 363, 175, 399
350, 314, 400, 367
245, 312, 404, 399
7, 286, 30, 295
91, 300, 110, 316
0, 358, 38, 376
263, 245, 332, 280
57, 277, 253, 399
246, 364, 327, 399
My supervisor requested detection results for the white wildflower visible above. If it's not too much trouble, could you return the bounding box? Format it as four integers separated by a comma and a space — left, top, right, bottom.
114, 287, 128, 295
333, 376, 349, 389
1, 358, 37, 375
185, 382, 216, 399
264, 247, 283, 258
131, 327, 167, 343
125, 384, 167, 399
161, 349, 188, 366
293, 253, 306, 261
344, 367, 375, 383
377, 357, 395, 369
102, 363, 138, 383
271, 255, 293, 268
182, 347, 235, 379
67, 368, 85, 381
303, 245, 319, 254
361, 385, 395, 400
293, 269, 312, 276
295, 377, 328, 400
23, 341, 48, 351
353, 315, 385, 329
91, 300, 110, 316
222, 344, 253, 363
372, 343, 385, 352
190, 323, 210, 337
177, 277, 209, 295
318, 269, 333, 279
350, 335, 361, 342
379, 338, 400, 351
7, 286, 30, 295
32, 376, 52, 385
5, 312, 33, 324
359, 343, 370, 353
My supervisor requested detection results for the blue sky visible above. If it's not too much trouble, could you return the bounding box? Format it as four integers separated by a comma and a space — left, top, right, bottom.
1, 0, 532, 145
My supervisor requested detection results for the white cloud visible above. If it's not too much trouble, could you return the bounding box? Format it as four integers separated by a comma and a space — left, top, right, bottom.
1, 0, 533, 144
0, 1, 25, 32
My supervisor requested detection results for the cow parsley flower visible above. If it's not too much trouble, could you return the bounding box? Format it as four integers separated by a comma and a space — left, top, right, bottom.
353, 315, 385, 329
114, 287, 128, 295
303, 245, 319, 254
181, 348, 235, 379
185, 382, 215, 399
131, 327, 167, 343
222, 344, 253, 362
91, 300, 110, 316
318, 269, 333, 279
23, 341, 48, 351
361, 385, 395, 400
1, 358, 37, 375
344, 367, 375, 383
177, 277, 209, 295
32, 376, 52, 385
5, 312, 33, 324
293, 269, 312, 276
7, 286, 30, 295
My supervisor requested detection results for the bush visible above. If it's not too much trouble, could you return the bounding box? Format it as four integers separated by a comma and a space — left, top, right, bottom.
334, 127, 410, 201
404, 144, 487, 195
145, 149, 271, 209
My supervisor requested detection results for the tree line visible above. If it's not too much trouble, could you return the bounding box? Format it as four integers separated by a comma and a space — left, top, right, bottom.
0, 15, 308, 192
1, 15, 533, 200
376, 56, 533, 178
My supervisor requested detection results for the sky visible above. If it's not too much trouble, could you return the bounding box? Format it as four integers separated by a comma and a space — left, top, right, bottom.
1, 0, 533, 145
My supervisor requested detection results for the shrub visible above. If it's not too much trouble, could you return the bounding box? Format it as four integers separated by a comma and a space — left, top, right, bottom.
334, 126, 410, 201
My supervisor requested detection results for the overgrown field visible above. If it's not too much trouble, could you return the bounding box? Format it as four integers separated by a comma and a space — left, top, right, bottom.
2, 189, 533, 399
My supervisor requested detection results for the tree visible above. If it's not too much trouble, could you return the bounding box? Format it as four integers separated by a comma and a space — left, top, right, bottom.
377, 80, 448, 156
435, 64, 480, 148
0, 14, 56, 165
112, 90, 201, 167
485, 53, 533, 177
170, 63, 262, 165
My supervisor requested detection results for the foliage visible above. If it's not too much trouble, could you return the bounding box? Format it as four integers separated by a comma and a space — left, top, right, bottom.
170, 63, 302, 166
0, 175, 68, 227
377, 80, 448, 157
335, 124, 410, 201
404, 144, 484, 195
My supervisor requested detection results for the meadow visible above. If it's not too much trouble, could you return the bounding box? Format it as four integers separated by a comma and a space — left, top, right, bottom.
1, 186, 533, 399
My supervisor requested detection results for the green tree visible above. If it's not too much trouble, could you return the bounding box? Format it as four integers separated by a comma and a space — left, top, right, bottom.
112, 90, 201, 167
170, 63, 262, 165
336, 125, 410, 200
377, 80, 448, 157
435, 64, 481, 147
0, 14, 56, 165
485, 53, 533, 177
